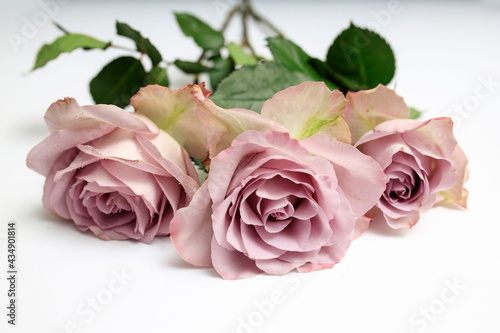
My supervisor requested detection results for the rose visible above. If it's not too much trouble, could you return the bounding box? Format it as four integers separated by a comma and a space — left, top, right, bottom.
27, 97, 199, 243
172, 130, 385, 279
170, 82, 386, 279
355, 118, 467, 229
343, 85, 468, 231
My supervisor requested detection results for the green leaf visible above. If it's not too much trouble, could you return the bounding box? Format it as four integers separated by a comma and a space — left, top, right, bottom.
116, 21, 162, 66
190, 157, 208, 184
210, 63, 313, 112
90, 56, 146, 108
409, 107, 422, 119
267, 37, 312, 73
174, 60, 212, 74
145, 66, 169, 87
175, 13, 224, 50
190, 157, 205, 170
307, 58, 338, 90
33, 33, 109, 70
209, 56, 234, 90
227, 42, 258, 66
326, 23, 395, 91
267, 37, 337, 90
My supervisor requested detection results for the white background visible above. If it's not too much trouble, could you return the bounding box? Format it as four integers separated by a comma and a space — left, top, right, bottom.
1, 1, 500, 332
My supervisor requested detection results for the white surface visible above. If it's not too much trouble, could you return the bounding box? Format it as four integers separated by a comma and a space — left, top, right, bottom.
1, 1, 499, 332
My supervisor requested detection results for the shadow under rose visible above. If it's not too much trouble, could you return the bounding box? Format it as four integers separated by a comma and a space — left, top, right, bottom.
31, 205, 94, 236
30, 205, 81, 234
163, 239, 221, 279
30, 205, 142, 244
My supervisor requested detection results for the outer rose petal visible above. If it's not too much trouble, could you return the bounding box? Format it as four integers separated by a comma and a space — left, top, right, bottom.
345, 84, 410, 143
353, 216, 371, 240
27, 98, 160, 176
136, 131, 200, 198
297, 262, 335, 273
170, 183, 213, 266
356, 118, 456, 169
131, 83, 211, 158
197, 99, 288, 159
393, 118, 457, 159
255, 259, 303, 275
300, 134, 386, 217
261, 81, 351, 143
384, 210, 420, 229
27, 127, 114, 176
44, 97, 155, 134
353, 207, 378, 240
211, 237, 262, 280
42, 150, 80, 219
437, 145, 469, 208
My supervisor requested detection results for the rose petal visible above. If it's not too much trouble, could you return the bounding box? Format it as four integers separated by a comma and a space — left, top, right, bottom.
42, 150, 79, 219
170, 183, 214, 267
44, 97, 155, 134
131, 84, 211, 158
256, 218, 314, 252
300, 134, 386, 217
135, 134, 199, 200
296, 262, 336, 273
255, 258, 303, 275
197, 100, 287, 159
261, 81, 351, 143
353, 216, 371, 240
142, 129, 199, 181
27, 127, 114, 176
356, 133, 411, 170
383, 209, 420, 229
345, 85, 410, 143
211, 237, 262, 280
240, 224, 288, 260
209, 131, 337, 209
438, 145, 469, 208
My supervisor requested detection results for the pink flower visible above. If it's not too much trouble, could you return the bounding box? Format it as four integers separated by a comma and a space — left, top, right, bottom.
170, 82, 386, 279
355, 118, 467, 229
344, 85, 468, 231
344, 84, 410, 143
131, 83, 212, 159
27, 98, 199, 243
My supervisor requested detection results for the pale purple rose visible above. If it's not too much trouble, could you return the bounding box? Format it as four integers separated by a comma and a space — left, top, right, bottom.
168, 82, 386, 279
171, 130, 385, 279
355, 117, 466, 229
27, 98, 199, 243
